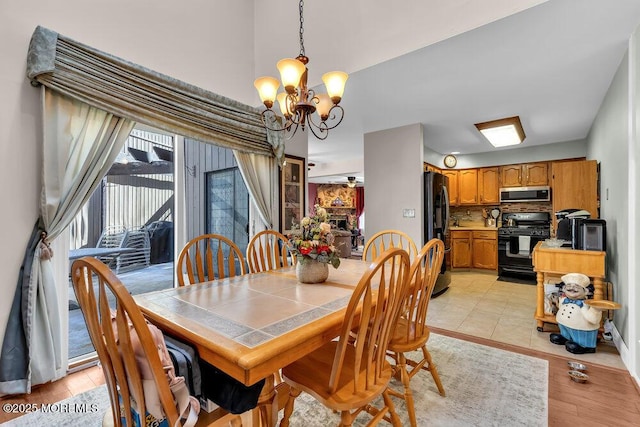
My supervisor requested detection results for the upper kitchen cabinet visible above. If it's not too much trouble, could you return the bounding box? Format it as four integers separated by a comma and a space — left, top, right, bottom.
442, 170, 459, 206
500, 162, 548, 187
477, 167, 500, 204
551, 160, 598, 226
458, 169, 479, 205
424, 162, 442, 173
444, 167, 498, 206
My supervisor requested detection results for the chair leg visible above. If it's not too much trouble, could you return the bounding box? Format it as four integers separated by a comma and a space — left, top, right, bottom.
339, 410, 355, 426
279, 387, 301, 427
395, 352, 417, 427
382, 390, 402, 427
422, 345, 446, 396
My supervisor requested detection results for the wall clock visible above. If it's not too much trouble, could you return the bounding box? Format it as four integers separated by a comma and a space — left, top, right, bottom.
443, 154, 457, 168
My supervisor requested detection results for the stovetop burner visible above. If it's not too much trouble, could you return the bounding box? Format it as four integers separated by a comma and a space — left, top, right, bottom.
499, 212, 551, 237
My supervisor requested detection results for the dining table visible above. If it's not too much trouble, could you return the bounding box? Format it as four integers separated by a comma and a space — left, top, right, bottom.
134, 257, 371, 426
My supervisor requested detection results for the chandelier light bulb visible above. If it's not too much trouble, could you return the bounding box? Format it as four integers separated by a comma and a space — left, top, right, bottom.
276, 92, 291, 117
322, 71, 348, 104
254, 76, 280, 108
277, 58, 306, 93
315, 94, 333, 120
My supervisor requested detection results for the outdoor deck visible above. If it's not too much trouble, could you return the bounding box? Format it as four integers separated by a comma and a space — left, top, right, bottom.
68, 262, 174, 359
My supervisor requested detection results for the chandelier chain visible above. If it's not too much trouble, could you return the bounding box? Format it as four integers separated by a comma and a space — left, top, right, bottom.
298, 0, 305, 57
254, 0, 347, 140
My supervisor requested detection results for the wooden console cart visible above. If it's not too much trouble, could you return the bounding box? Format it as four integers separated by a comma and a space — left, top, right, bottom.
532, 241, 606, 331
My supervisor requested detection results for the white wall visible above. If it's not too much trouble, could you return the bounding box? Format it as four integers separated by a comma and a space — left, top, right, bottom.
0, 0, 255, 351
253, 0, 548, 92
424, 139, 587, 169
364, 124, 424, 247
587, 52, 630, 342
632, 25, 640, 389
587, 30, 640, 383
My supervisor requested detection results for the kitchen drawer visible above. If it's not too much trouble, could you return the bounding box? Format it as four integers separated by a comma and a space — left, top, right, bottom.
472, 230, 497, 240
451, 230, 472, 239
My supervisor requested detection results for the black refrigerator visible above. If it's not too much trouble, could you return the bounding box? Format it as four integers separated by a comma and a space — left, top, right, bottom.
424, 171, 451, 297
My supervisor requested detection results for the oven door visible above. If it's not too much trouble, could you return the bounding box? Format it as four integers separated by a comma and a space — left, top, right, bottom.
498, 234, 545, 275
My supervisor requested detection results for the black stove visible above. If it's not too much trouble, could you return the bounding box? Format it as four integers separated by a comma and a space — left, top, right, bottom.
499, 212, 551, 236
498, 212, 551, 280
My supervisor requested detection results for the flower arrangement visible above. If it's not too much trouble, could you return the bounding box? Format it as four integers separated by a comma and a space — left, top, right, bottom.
288, 205, 341, 269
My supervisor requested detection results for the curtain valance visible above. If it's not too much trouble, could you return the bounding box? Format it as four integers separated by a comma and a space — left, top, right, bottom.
26, 25, 281, 159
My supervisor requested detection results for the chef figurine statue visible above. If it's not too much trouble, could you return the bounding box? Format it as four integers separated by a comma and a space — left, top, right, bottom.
550, 273, 602, 354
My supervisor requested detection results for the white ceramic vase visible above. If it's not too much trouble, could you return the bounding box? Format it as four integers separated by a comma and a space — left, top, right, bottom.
296, 259, 329, 283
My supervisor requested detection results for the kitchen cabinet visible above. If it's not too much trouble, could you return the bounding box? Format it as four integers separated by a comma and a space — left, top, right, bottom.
451, 231, 471, 268
458, 169, 478, 205
281, 155, 305, 234
451, 229, 497, 270
424, 162, 441, 173
500, 162, 548, 187
471, 230, 498, 270
551, 159, 598, 229
447, 168, 499, 206
477, 167, 500, 204
442, 170, 459, 206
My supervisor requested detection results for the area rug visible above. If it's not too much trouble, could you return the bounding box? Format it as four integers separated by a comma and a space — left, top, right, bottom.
5, 334, 548, 426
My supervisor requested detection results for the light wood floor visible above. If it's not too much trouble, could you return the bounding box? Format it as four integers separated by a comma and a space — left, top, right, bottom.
2, 271, 639, 425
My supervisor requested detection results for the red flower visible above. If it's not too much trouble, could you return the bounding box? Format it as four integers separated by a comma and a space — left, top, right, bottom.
317, 245, 330, 253
299, 247, 313, 255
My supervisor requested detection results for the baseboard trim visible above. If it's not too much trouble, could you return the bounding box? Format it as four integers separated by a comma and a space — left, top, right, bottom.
610, 321, 638, 387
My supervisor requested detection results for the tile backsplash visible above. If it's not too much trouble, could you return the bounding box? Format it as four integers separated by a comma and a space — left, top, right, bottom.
450, 202, 553, 226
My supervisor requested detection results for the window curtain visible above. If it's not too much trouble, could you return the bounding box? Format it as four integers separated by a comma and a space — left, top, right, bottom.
0, 87, 134, 394
234, 151, 279, 230
355, 187, 365, 221
26, 25, 284, 165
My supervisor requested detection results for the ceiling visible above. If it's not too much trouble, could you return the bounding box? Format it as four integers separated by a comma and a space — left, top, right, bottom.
303, 0, 640, 184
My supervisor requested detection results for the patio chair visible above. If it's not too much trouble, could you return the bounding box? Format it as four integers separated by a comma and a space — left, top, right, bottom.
279, 248, 411, 427
177, 234, 247, 286
117, 227, 151, 273
96, 226, 128, 270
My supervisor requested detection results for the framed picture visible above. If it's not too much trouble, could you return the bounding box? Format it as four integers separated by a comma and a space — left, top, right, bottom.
280, 155, 305, 234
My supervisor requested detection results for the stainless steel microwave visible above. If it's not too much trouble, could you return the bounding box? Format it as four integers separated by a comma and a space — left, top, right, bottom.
499, 186, 551, 203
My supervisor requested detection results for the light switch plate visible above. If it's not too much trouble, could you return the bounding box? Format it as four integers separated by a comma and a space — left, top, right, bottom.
403, 208, 415, 218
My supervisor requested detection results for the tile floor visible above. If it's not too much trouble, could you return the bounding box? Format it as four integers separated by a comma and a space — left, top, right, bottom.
428, 270, 626, 369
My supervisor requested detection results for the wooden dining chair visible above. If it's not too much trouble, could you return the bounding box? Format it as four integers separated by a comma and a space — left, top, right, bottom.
279, 248, 412, 427
177, 234, 247, 286
246, 229, 295, 273
70, 256, 241, 427
362, 229, 418, 262
386, 238, 446, 427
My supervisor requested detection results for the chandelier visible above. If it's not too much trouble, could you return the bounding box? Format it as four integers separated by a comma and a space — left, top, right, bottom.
254, 0, 348, 140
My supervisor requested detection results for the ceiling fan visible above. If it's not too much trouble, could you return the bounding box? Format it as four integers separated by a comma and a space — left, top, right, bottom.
346, 176, 360, 188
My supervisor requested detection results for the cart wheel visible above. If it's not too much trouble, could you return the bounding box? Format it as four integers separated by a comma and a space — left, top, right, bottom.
536, 327, 543, 332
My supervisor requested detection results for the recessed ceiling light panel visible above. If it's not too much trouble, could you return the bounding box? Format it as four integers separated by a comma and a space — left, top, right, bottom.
475, 116, 525, 148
